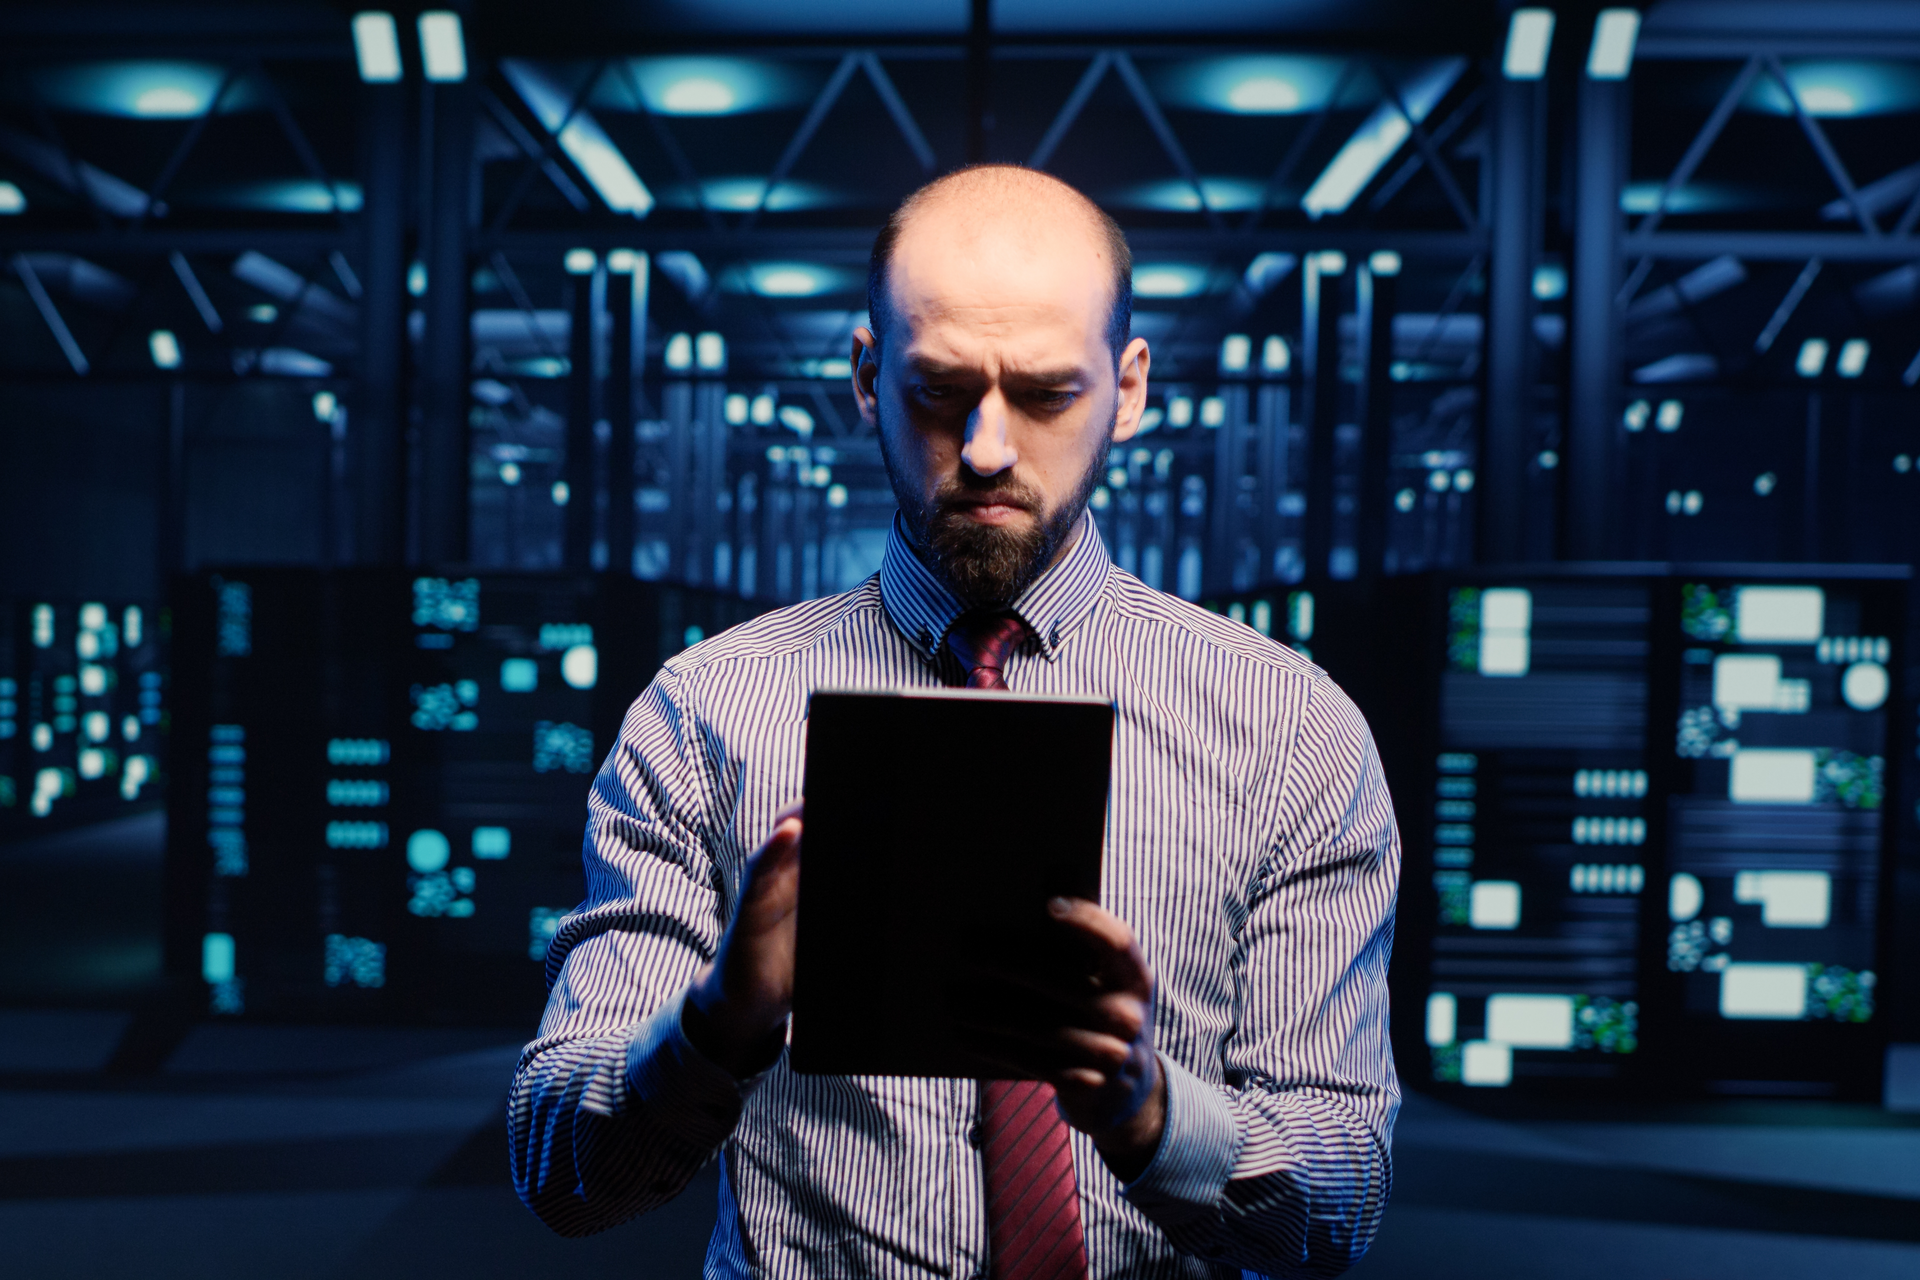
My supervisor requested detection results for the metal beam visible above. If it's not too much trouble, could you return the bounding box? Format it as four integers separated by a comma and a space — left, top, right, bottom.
1753, 258, 1821, 354
353, 81, 406, 566
1365, 57, 1477, 230
1624, 231, 1920, 261
417, 79, 476, 566
862, 53, 937, 175
477, 227, 1491, 257
1766, 56, 1879, 238
11, 253, 89, 374
1028, 53, 1111, 170
746, 54, 861, 229
1112, 52, 1221, 231
1242, 59, 1359, 230
169, 251, 224, 333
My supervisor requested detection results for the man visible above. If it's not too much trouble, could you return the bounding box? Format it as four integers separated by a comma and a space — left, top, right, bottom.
510, 165, 1400, 1279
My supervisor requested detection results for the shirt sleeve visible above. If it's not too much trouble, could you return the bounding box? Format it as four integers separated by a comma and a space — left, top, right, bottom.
507, 664, 763, 1237
1123, 673, 1402, 1279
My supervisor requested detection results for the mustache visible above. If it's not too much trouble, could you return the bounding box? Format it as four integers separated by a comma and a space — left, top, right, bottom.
930, 474, 1043, 513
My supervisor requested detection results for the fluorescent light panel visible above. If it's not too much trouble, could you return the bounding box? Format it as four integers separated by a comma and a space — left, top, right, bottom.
352, 12, 403, 84
501, 61, 654, 218
1503, 9, 1556, 81
1588, 9, 1641, 80
1302, 59, 1465, 220
417, 12, 466, 83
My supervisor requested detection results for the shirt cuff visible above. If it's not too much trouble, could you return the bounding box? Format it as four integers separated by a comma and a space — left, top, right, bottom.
623, 987, 776, 1153
1121, 1053, 1238, 1229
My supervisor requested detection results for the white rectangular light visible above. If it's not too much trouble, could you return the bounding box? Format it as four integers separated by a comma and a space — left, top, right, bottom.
1503, 9, 1556, 80
1486, 994, 1575, 1049
148, 329, 181, 369
1837, 338, 1869, 377
1587, 8, 1642, 80
1734, 870, 1832, 928
1469, 880, 1522, 930
417, 12, 466, 83
1720, 963, 1808, 1019
1730, 749, 1818, 805
1735, 585, 1824, 642
1796, 337, 1829, 377
1303, 59, 1466, 219
1461, 1040, 1513, 1086
1425, 992, 1456, 1046
351, 12, 402, 84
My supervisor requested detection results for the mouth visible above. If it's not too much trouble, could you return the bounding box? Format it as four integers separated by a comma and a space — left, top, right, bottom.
946, 496, 1034, 525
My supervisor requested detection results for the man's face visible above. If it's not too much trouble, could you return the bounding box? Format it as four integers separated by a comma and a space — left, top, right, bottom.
852, 207, 1150, 607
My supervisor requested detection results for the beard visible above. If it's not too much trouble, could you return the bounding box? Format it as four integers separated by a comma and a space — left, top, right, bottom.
878, 406, 1112, 608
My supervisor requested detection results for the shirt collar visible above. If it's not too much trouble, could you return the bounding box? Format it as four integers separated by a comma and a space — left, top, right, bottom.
878, 508, 1112, 664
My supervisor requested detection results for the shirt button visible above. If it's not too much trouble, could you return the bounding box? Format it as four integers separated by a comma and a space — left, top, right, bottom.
967, 1123, 983, 1148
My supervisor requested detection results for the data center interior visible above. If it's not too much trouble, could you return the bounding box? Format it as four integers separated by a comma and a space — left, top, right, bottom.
2, 1, 1919, 1276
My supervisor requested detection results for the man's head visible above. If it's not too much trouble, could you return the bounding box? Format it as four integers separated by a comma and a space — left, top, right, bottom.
853, 165, 1150, 608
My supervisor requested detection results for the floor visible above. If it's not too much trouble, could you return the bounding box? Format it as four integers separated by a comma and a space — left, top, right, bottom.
5, 815, 1920, 1278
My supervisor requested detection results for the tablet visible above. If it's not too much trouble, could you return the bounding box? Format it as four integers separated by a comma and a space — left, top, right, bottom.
789, 688, 1113, 1077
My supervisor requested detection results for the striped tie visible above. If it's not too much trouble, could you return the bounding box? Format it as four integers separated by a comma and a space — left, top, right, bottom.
944, 611, 1091, 1280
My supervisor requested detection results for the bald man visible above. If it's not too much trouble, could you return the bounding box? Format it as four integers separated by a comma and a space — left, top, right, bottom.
510, 166, 1401, 1280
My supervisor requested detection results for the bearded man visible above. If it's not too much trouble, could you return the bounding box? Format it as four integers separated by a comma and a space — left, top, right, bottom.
509, 165, 1401, 1280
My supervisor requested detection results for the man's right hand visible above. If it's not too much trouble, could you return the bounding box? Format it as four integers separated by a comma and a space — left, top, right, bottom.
682, 806, 803, 1078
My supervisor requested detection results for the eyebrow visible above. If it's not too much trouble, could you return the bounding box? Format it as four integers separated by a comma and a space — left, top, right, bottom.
903, 357, 1090, 386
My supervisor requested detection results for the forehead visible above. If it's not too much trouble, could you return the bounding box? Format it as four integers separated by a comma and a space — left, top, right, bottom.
885, 202, 1113, 349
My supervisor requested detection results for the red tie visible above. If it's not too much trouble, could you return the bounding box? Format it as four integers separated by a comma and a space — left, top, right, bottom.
944, 612, 1091, 1280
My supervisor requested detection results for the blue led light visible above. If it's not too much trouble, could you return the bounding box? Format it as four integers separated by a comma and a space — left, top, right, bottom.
1132, 264, 1210, 298
1745, 61, 1920, 117
472, 827, 512, 859
623, 57, 810, 116
500, 658, 539, 692
407, 828, 451, 873
1152, 56, 1347, 115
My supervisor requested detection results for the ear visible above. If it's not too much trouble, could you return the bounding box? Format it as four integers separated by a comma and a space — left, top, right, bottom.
1108, 337, 1152, 443
852, 326, 881, 427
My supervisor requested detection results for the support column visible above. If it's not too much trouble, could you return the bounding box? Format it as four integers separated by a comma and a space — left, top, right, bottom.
603, 267, 636, 580
1303, 255, 1345, 579
416, 79, 475, 566
1566, 78, 1629, 559
563, 266, 598, 571
1356, 260, 1397, 579
1483, 76, 1543, 564
354, 81, 407, 565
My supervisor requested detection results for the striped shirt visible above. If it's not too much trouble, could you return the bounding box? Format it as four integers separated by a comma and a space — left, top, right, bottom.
509, 511, 1401, 1279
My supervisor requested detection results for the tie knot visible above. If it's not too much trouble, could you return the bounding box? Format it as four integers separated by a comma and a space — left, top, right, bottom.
945, 611, 1030, 690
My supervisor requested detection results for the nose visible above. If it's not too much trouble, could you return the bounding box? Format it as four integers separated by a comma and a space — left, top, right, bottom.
960, 389, 1016, 477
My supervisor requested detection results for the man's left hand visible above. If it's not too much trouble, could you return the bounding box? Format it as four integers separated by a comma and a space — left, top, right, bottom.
959, 897, 1167, 1183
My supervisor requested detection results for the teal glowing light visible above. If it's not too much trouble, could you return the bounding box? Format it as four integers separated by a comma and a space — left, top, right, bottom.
625, 58, 806, 116
1746, 61, 1920, 118
32, 63, 247, 118
1111, 178, 1268, 213
738, 262, 858, 297
1132, 264, 1210, 298
1155, 57, 1346, 115
684, 178, 832, 212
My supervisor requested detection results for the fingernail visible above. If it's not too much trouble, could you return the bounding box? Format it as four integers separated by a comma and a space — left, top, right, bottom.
1047, 897, 1071, 917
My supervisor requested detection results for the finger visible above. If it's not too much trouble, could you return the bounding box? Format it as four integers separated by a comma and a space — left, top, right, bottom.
957, 974, 1147, 1043
1048, 899, 1151, 993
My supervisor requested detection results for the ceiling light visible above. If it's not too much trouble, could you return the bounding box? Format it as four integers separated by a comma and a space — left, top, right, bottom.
563, 248, 596, 275
1132, 265, 1208, 298
1219, 335, 1252, 373
417, 12, 466, 83
750, 265, 830, 297
352, 12, 403, 84
1799, 86, 1856, 114
148, 330, 181, 369
661, 77, 735, 113
695, 332, 726, 372
502, 61, 654, 218
1225, 76, 1300, 112
1369, 250, 1402, 277
1503, 9, 1556, 81
606, 249, 643, 273
133, 86, 204, 116
1587, 9, 1641, 81
1837, 338, 1869, 377
1261, 336, 1291, 375
1303, 59, 1465, 219
664, 333, 693, 371
1796, 338, 1829, 377
0, 182, 23, 214
1314, 251, 1347, 274
1532, 264, 1567, 299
